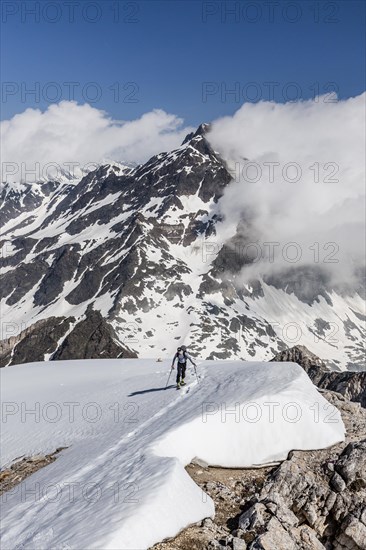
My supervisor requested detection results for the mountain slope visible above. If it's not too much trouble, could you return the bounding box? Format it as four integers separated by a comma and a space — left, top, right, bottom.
0, 125, 365, 369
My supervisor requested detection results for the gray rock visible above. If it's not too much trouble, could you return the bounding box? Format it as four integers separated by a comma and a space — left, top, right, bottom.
324, 490, 337, 512
276, 505, 300, 529
250, 516, 297, 549
330, 472, 347, 493
337, 514, 366, 549
302, 503, 319, 526
335, 440, 366, 487
263, 494, 299, 528
232, 537, 247, 550
291, 525, 325, 550
239, 503, 268, 531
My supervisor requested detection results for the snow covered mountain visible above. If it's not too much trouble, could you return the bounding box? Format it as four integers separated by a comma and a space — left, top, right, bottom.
0, 124, 365, 370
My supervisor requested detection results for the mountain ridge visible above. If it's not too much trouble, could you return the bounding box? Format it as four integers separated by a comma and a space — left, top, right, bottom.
1, 126, 365, 369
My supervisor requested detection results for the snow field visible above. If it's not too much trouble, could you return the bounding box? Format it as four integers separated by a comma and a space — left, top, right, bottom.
0, 359, 345, 549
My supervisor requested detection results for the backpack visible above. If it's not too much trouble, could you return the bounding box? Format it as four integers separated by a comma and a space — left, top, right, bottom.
177, 346, 187, 360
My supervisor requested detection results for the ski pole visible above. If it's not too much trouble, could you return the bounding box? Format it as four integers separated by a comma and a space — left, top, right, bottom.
165, 366, 173, 389
193, 363, 199, 384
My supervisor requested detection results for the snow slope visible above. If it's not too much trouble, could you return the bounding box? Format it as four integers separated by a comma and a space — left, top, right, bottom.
1, 359, 344, 550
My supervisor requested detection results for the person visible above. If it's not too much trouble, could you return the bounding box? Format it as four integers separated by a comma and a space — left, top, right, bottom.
171, 345, 197, 388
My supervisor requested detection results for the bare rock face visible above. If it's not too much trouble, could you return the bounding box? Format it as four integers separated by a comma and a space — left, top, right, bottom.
317, 371, 366, 408
0, 309, 136, 367
271, 344, 327, 372
271, 345, 366, 408
248, 442, 366, 548
334, 440, 366, 490
52, 309, 137, 360
0, 317, 74, 367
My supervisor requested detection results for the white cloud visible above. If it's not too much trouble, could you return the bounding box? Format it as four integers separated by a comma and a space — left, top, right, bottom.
0, 101, 194, 183
1, 95, 364, 287
206, 93, 366, 286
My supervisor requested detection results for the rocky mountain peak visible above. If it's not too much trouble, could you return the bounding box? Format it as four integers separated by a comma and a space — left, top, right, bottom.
181, 121, 211, 145
0, 129, 365, 369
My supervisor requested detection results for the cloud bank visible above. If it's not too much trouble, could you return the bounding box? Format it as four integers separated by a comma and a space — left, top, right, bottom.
0, 101, 194, 183
207, 93, 366, 286
1, 95, 365, 287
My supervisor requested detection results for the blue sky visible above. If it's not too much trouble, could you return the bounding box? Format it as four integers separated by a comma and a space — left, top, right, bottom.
1, 0, 365, 126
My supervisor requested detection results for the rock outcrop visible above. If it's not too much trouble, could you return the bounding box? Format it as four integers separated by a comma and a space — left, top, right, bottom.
52, 309, 137, 360
272, 345, 366, 408
0, 309, 137, 367
239, 437, 366, 549
0, 317, 73, 367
